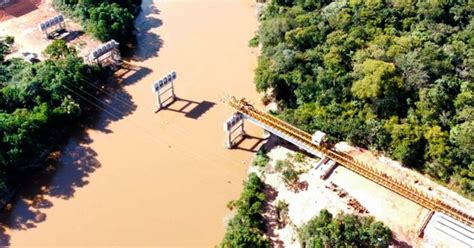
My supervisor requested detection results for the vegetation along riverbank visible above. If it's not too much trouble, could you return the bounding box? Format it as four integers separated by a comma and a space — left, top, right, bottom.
252, 0, 473, 198
0, 0, 141, 210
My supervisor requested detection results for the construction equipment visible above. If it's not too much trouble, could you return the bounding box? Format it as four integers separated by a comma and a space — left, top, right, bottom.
225, 96, 474, 227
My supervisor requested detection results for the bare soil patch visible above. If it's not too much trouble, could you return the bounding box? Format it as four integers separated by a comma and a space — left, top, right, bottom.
0, 0, 100, 60
0, 0, 43, 22
256, 140, 472, 247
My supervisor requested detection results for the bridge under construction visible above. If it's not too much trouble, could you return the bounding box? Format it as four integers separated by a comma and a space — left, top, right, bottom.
224, 96, 474, 228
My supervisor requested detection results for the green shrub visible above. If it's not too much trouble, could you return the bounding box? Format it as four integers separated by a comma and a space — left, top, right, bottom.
87, 3, 134, 43
0, 43, 103, 192
294, 152, 305, 163
254, 150, 270, 168
299, 209, 392, 248
248, 35, 259, 48
275, 159, 291, 172
276, 200, 289, 226
43, 40, 77, 60
221, 173, 269, 248
282, 167, 298, 187
53, 0, 141, 50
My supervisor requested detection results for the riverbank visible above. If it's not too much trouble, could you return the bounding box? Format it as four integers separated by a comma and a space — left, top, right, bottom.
2, 0, 262, 246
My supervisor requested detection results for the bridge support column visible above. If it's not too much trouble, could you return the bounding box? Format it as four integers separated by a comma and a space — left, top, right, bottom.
224, 113, 245, 149
152, 72, 177, 112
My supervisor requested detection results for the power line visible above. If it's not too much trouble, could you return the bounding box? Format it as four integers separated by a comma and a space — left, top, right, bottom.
81, 75, 137, 111
72, 76, 258, 168
61, 83, 248, 180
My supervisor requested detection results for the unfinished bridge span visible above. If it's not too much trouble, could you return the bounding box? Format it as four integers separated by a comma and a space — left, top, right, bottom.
225, 96, 474, 228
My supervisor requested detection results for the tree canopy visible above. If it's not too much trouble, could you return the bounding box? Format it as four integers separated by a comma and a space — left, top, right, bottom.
43, 39, 77, 60
220, 173, 269, 248
254, 0, 474, 197
0, 40, 104, 193
0, 36, 14, 62
299, 209, 392, 248
86, 3, 135, 43
0, 0, 139, 200
53, 0, 141, 45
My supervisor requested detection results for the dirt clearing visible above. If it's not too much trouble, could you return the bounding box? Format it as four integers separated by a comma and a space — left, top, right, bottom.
1, 0, 100, 60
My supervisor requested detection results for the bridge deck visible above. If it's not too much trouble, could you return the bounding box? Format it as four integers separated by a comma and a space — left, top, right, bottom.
227, 97, 474, 227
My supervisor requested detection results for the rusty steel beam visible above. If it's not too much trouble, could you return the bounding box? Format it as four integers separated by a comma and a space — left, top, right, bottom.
226, 96, 474, 227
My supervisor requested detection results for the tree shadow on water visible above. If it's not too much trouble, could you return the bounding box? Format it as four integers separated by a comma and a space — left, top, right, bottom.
0, 134, 101, 244
0, 225, 10, 246
0, 2, 161, 245
115, 63, 153, 87
163, 98, 216, 119
82, 75, 139, 134
46, 141, 100, 199
0, 73, 138, 245
131, 0, 163, 61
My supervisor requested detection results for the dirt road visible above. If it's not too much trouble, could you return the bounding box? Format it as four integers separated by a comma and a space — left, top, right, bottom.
3, 0, 262, 246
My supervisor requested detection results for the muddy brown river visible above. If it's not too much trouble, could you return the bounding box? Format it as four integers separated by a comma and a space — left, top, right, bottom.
3, 0, 262, 246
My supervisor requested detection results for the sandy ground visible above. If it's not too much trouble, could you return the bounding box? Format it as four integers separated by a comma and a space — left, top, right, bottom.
1, 0, 263, 246
333, 142, 474, 247
337, 143, 473, 213
256, 143, 370, 247
256, 142, 431, 247
0, 0, 101, 60
330, 166, 426, 246
249, 140, 473, 247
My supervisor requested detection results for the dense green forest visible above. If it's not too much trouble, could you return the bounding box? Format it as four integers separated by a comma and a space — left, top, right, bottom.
53, 0, 141, 45
0, 39, 104, 192
220, 173, 269, 248
299, 209, 392, 247
0, 0, 140, 202
254, 0, 474, 197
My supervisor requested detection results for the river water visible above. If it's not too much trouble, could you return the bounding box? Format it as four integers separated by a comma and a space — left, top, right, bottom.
2, 0, 262, 246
